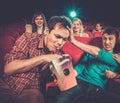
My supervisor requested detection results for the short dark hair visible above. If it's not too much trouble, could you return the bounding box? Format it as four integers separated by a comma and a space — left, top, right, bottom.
103, 27, 119, 39
114, 41, 120, 53
47, 15, 72, 32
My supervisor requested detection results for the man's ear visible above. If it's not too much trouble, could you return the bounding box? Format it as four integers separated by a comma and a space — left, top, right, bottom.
44, 27, 49, 35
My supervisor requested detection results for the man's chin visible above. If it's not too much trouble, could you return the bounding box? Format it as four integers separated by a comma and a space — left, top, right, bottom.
50, 47, 61, 52
49, 48, 57, 52
104, 48, 113, 52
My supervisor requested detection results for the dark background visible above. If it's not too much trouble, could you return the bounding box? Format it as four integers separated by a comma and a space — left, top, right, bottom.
0, 0, 120, 27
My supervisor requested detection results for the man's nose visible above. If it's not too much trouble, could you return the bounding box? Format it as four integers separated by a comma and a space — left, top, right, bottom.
58, 39, 63, 46
105, 39, 110, 44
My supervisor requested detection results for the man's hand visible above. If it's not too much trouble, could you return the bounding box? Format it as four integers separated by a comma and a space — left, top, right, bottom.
105, 70, 118, 79
112, 53, 120, 64
44, 54, 62, 62
74, 70, 78, 77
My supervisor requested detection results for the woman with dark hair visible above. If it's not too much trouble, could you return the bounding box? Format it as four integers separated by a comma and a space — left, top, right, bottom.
32, 11, 47, 34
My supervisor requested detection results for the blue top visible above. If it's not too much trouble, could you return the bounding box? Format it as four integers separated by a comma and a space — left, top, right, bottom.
75, 49, 119, 88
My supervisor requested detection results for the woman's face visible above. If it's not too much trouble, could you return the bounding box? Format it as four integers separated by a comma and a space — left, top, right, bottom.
72, 20, 82, 32
34, 15, 44, 28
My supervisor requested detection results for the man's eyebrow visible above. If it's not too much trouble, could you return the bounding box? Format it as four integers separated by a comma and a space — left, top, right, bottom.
55, 34, 68, 40
55, 33, 60, 36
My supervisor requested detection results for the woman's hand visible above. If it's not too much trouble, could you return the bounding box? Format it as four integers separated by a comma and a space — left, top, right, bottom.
67, 26, 75, 43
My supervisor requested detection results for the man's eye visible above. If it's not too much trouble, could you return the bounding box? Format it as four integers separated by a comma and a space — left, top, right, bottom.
63, 38, 68, 41
56, 35, 61, 38
109, 38, 113, 41
55, 35, 68, 41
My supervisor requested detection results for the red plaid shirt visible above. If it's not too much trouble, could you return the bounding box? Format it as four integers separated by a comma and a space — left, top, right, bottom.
3, 32, 59, 95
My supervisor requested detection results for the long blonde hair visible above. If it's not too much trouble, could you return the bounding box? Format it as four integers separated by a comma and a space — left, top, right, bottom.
72, 18, 85, 33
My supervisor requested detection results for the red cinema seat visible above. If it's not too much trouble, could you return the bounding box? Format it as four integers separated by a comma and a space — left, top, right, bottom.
62, 36, 92, 65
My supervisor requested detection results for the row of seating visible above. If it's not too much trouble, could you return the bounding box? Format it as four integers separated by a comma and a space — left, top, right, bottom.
0, 22, 120, 97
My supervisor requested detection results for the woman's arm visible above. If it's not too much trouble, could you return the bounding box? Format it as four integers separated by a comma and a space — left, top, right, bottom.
69, 27, 100, 57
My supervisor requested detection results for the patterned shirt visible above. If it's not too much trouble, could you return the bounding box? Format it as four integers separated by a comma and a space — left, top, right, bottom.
3, 32, 60, 95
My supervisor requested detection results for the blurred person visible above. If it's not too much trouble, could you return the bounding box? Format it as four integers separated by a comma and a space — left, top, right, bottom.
92, 22, 104, 38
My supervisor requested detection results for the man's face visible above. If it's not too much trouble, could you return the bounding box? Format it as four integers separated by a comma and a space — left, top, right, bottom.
96, 24, 102, 31
45, 24, 70, 52
102, 33, 117, 52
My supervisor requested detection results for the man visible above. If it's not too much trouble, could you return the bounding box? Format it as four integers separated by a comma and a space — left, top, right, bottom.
0, 15, 72, 103
56, 27, 120, 103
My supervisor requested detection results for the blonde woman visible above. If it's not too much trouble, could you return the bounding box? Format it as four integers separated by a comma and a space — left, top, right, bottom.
72, 18, 91, 37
